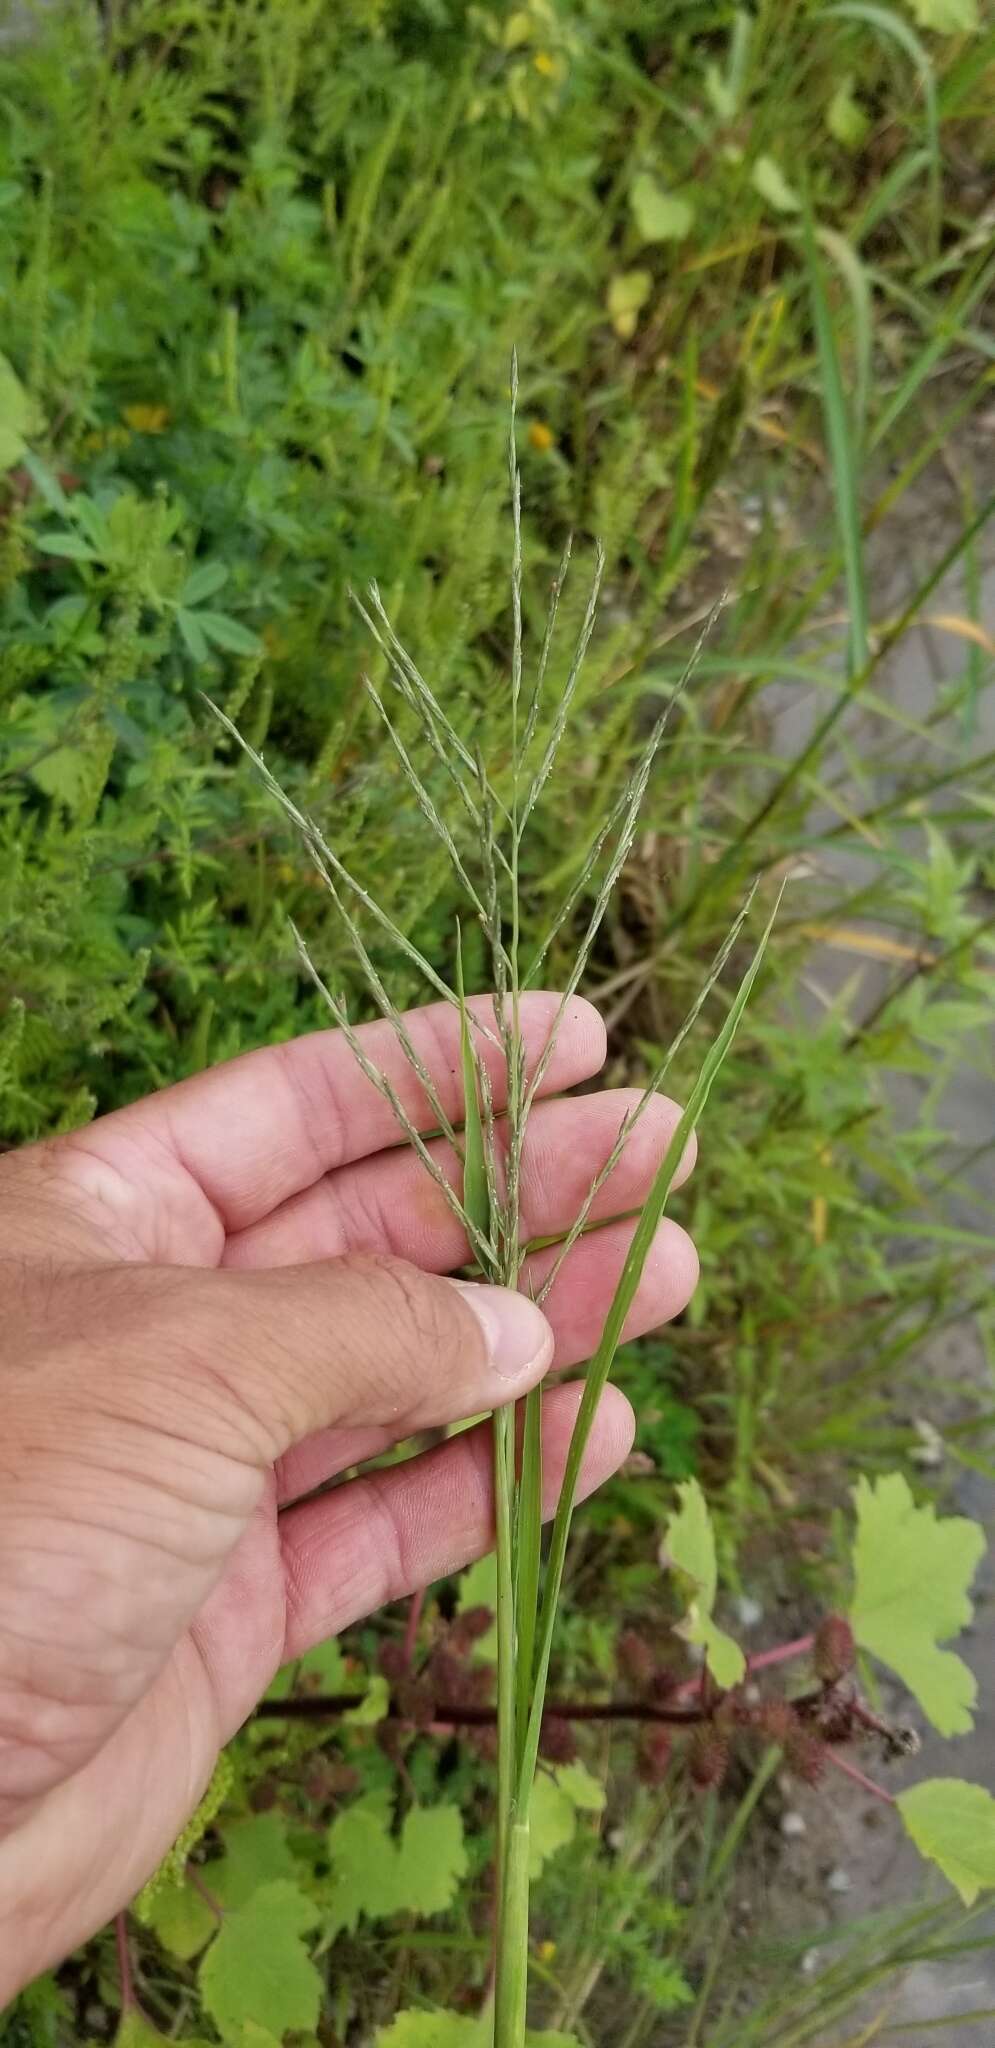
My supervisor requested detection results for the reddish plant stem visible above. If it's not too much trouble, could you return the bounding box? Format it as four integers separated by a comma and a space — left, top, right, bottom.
255, 1691, 707, 1726
747, 1634, 816, 1674
825, 1749, 896, 1805
187, 1866, 225, 1919
115, 1914, 136, 2012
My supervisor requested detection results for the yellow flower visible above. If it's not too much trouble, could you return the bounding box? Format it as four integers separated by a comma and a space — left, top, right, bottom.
528, 419, 555, 453
538, 1939, 557, 1962
122, 403, 170, 435
533, 49, 558, 77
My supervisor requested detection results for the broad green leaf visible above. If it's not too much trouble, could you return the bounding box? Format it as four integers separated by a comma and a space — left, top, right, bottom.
374, 2018, 581, 2048
31, 746, 92, 813
898, 1779, 995, 1903
325, 1801, 467, 1934
145, 1878, 216, 1961
751, 155, 801, 212
906, 0, 976, 26
607, 270, 652, 340
661, 1479, 746, 1688
528, 1770, 576, 1877
827, 77, 870, 147
392, 1804, 468, 1917
197, 609, 263, 656
554, 1761, 605, 1814
114, 2015, 173, 2048
0, 353, 32, 472
630, 173, 694, 242
324, 1804, 382, 1938
849, 1473, 985, 1734
211, 1814, 298, 1909
198, 1880, 321, 2040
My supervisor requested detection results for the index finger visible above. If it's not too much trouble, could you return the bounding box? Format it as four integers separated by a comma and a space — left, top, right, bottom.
26, 992, 606, 1263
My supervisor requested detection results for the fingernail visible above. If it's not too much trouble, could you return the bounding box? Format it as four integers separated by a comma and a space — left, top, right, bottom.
453, 1281, 554, 1383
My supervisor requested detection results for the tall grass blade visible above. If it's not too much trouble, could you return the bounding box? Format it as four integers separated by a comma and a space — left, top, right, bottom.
514, 1382, 543, 1768
804, 207, 869, 680
518, 891, 782, 1805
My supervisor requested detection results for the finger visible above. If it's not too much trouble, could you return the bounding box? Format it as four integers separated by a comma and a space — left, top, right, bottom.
16, 993, 606, 1266
272, 1210, 697, 1507
224, 1088, 696, 1273
273, 1382, 635, 1660
524, 1215, 699, 1370
18, 1256, 555, 1471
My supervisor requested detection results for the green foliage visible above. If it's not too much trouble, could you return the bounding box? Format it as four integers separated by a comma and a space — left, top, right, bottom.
325, 1801, 467, 1935
0, 0, 993, 2039
198, 1881, 322, 2041
849, 1473, 986, 1735
662, 1473, 746, 1689
373, 2018, 580, 2048
527, 1765, 604, 1881
897, 1779, 995, 1905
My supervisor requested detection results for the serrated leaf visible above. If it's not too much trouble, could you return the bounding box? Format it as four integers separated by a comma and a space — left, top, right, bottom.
528, 1771, 576, 1877
392, 1804, 468, 1916
211, 1814, 298, 1909
751, 155, 801, 212
554, 1761, 605, 1814
898, 1779, 995, 1903
630, 173, 694, 243
607, 270, 652, 341
145, 1879, 217, 1961
197, 609, 263, 655
198, 1880, 321, 2041
906, 0, 976, 27
849, 1473, 985, 1734
325, 1801, 466, 1933
661, 1479, 746, 1688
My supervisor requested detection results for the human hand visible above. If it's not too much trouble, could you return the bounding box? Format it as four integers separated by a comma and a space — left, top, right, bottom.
0, 992, 697, 1995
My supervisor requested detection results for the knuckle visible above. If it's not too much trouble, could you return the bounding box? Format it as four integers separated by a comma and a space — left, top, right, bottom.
337, 1251, 472, 1389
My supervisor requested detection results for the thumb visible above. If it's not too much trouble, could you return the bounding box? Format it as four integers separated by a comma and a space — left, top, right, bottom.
149, 1251, 554, 1463
0, 1254, 551, 1815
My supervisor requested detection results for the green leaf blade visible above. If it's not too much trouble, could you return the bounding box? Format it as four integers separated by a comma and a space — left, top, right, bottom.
849, 1473, 985, 1734
898, 1778, 995, 1903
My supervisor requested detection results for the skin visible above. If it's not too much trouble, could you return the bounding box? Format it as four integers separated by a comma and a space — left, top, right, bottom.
0, 990, 698, 1999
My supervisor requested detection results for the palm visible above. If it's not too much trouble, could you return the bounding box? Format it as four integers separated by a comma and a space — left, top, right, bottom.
0, 993, 697, 1981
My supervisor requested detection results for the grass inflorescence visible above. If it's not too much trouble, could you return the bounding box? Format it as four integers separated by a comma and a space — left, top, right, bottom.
214, 361, 779, 2038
